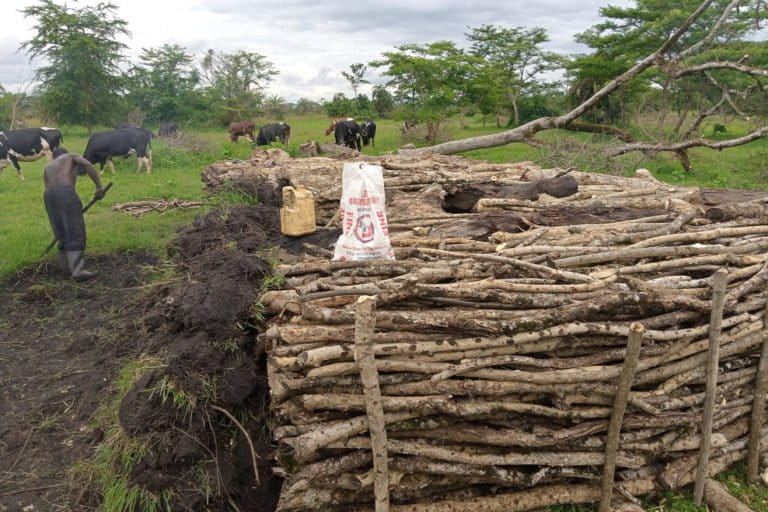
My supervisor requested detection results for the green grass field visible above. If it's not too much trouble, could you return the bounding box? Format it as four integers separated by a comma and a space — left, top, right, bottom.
2, 113, 768, 278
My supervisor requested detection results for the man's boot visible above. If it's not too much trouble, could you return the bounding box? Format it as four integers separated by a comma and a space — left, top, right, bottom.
66, 250, 98, 281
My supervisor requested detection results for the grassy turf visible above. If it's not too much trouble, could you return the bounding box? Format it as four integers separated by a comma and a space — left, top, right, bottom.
2, 114, 767, 279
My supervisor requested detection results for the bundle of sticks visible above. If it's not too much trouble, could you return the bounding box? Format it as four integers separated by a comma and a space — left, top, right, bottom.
112, 198, 203, 216
247, 156, 768, 511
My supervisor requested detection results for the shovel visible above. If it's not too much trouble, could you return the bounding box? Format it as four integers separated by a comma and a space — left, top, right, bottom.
42, 182, 113, 256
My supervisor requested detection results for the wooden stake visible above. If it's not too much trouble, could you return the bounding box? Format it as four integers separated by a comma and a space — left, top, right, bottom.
599, 322, 644, 512
747, 301, 768, 481
694, 268, 728, 504
354, 295, 390, 512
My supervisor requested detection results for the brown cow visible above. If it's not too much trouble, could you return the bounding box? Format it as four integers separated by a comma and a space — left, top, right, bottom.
324, 117, 354, 137
228, 121, 256, 143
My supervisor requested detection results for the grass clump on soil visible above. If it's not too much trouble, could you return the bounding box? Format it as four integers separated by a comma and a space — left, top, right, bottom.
715, 462, 768, 511
150, 375, 197, 418
72, 356, 171, 512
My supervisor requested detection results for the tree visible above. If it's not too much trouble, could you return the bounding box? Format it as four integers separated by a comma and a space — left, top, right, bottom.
294, 97, 322, 115
263, 94, 288, 119
405, 0, 768, 174
341, 63, 370, 97
323, 93, 354, 118
569, 0, 760, 126
200, 49, 278, 124
20, 0, 129, 129
371, 41, 478, 141
126, 44, 201, 123
466, 25, 562, 126
371, 85, 394, 117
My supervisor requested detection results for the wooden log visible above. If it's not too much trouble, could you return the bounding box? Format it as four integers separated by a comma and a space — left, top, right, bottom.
694, 269, 728, 505
354, 296, 390, 512
704, 478, 753, 512
442, 175, 578, 212
630, 225, 768, 248
297, 394, 453, 413
329, 437, 650, 469
600, 323, 644, 512
384, 479, 657, 512
281, 411, 420, 464
747, 302, 768, 482
415, 247, 595, 283
555, 239, 768, 268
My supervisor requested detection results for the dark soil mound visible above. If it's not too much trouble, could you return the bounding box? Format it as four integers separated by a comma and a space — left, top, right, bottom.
119, 199, 286, 511
171, 205, 282, 265
165, 247, 271, 336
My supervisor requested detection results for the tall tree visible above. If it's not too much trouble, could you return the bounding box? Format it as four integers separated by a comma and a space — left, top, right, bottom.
371, 85, 395, 117
294, 97, 321, 115
20, 0, 129, 129
200, 49, 278, 124
569, 0, 760, 125
371, 41, 478, 141
126, 44, 201, 123
341, 63, 370, 97
466, 25, 562, 126
263, 94, 288, 119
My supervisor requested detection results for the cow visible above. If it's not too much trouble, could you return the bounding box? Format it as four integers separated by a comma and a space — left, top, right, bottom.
361, 119, 376, 147
228, 121, 256, 143
333, 119, 362, 151
83, 127, 153, 175
255, 122, 291, 146
0, 127, 64, 181
325, 117, 354, 136
158, 122, 179, 138
113, 123, 154, 138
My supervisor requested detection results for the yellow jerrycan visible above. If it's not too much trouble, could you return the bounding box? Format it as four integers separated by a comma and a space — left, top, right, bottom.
280, 185, 317, 236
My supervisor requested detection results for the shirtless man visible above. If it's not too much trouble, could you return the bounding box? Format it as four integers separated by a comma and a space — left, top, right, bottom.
44, 147, 106, 281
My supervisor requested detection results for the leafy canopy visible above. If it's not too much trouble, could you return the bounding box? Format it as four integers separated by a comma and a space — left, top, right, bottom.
126, 44, 201, 123
20, 0, 129, 127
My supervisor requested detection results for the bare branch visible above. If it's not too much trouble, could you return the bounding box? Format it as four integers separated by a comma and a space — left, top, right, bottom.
607, 126, 768, 158
673, 0, 744, 61
671, 61, 768, 79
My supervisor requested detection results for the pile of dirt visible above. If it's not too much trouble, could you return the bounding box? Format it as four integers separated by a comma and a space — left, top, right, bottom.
170, 205, 281, 265
113, 193, 289, 510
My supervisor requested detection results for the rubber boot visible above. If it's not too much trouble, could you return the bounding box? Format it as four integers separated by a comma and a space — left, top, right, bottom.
66, 250, 98, 281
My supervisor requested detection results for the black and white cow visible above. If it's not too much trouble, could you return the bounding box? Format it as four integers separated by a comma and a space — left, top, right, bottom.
334, 119, 362, 151
83, 127, 153, 175
0, 127, 64, 181
255, 122, 291, 146
361, 119, 376, 147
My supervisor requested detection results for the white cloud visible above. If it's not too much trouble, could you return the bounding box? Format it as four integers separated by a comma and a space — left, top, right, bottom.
1, 0, 632, 101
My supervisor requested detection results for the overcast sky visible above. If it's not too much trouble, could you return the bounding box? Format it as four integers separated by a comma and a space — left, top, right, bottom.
0, 0, 633, 102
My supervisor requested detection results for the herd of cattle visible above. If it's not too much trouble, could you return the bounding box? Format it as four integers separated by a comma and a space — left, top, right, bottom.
0, 117, 378, 180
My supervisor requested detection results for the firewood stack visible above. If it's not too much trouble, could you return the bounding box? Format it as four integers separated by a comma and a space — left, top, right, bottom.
226, 154, 768, 511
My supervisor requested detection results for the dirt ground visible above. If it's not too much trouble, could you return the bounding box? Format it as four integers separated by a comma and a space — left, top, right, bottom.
0, 251, 159, 511
0, 196, 305, 510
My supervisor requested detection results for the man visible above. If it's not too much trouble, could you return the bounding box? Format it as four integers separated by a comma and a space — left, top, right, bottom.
44, 147, 106, 281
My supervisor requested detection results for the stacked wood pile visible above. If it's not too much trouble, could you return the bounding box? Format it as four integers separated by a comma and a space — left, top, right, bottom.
205, 154, 768, 511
